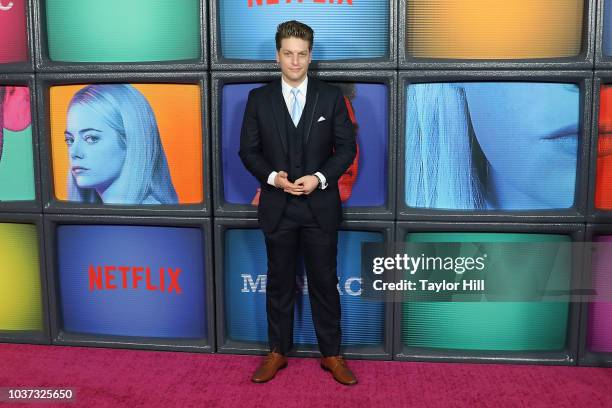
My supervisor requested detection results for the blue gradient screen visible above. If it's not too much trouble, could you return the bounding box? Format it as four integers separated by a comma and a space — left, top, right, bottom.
222, 82, 388, 207
56, 225, 207, 339
217, 0, 389, 61
224, 228, 385, 346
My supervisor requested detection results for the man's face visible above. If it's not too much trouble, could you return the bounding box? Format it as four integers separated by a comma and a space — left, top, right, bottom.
276, 37, 312, 87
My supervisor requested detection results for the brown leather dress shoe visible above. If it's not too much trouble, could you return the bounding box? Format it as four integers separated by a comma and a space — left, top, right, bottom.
251, 352, 288, 383
320, 356, 357, 385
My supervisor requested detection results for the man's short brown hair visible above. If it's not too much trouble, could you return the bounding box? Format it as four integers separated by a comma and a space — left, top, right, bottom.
275, 20, 314, 51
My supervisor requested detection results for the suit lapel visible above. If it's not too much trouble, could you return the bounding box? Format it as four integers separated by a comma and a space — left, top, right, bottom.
269, 79, 288, 154
302, 77, 319, 147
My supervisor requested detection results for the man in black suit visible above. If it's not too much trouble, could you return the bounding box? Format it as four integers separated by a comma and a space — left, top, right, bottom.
239, 20, 357, 385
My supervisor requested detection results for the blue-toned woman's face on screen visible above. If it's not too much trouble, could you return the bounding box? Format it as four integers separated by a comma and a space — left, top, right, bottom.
65, 103, 126, 194
463, 83, 579, 208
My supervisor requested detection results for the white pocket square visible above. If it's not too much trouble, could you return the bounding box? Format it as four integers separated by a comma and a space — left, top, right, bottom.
317, 116, 326, 122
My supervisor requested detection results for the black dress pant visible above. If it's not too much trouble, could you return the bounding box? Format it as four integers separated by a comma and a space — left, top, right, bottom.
263, 195, 341, 357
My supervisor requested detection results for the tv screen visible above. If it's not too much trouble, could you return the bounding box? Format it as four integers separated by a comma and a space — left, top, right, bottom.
588, 235, 612, 352
0, 85, 35, 201
49, 83, 203, 206
405, 82, 580, 210
224, 228, 384, 346
45, 0, 201, 63
0, 223, 43, 332
56, 225, 207, 339
217, 0, 389, 61
603, 1, 612, 57
595, 85, 612, 209
401, 232, 571, 351
406, 0, 584, 60
222, 81, 388, 207
0, 0, 27, 64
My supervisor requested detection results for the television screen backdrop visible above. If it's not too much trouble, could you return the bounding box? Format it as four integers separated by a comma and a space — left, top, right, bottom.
405, 82, 580, 211
49, 83, 203, 206
56, 225, 207, 339
45, 0, 201, 63
596, 85, 612, 209
588, 235, 612, 352
0, 223, 43, 332
218, 0, 389, 61
603, 0, 612, 57
222, 82, 388, 207
0, 0, 27, 64
223, 228, 385, 346
0, 85, 35, 201
406, 0, 584, 59
401, 232, 572, 351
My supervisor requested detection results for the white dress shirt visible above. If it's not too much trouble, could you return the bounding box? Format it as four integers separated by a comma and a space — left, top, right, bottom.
267, 76, 328, 189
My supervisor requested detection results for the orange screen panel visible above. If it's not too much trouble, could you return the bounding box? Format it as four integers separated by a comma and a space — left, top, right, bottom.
49, 84, 203, 205
406, 0, 584, 59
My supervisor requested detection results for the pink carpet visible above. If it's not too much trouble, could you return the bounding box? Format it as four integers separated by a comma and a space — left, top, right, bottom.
1, 344, 612, 407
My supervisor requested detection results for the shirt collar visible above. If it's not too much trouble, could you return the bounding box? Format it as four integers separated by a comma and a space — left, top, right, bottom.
281, 76, 308, 98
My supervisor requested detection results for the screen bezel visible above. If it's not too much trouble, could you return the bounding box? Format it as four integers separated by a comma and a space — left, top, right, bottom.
37, 72, 211, 216
214, 217, 394, 359
44, 214, 215, 352
211, 70, 397, 220
394, 221, 584, 365
397, 70, 592, 222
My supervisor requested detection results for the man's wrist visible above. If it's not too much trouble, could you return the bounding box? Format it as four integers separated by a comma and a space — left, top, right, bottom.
314, 172, 327, 190
267, 171, 279, 187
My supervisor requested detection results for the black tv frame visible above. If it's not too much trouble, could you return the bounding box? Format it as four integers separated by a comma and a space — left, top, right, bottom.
214, 217, 395, 360
33, 0, 208, 72
578, 223, 612, 366
36, 72, 211, 217
396, 70, 593, 223
587, 72, 612, 221
393, 221, 585, 365
0, 212, 50, 345
211, 70, 397, 220
44, 214, 215, 353
209, 0, 398, 70
399, 0, 596, 70
0, 0, 35, 73
0, 73, 41, 213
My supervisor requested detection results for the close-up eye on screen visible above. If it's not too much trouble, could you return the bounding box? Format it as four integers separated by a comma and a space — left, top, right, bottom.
217, 0, 389, 61
406, 0, 584, 60
222, 81, 388, 207
405, 82, 580, 211
0, 0, 28, 64
0, 85, 34, 201
49, 83, 203, 206
44, 0, 201, 63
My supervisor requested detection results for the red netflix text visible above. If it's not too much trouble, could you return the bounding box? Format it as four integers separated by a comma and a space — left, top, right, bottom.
88, 265, 183, 294
248, 0, 352, 8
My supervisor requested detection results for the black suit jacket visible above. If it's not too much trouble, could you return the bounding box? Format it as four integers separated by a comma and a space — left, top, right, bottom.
239, 77, 356, 233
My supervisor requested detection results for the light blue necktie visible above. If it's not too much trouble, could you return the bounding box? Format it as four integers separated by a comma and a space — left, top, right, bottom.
290, 88, 302, 126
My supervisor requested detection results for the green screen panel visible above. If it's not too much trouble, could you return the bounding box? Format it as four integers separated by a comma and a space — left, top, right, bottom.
45, 0, 201, 63
0, 223, 42, 331
0, 127, 35, 201
401, 232, 571, 351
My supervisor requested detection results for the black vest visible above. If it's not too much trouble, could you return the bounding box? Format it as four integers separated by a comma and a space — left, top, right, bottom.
284, 104, 306, 182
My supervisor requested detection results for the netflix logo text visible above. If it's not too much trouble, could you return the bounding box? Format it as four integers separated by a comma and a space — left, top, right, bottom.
88, 265, 183, 294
